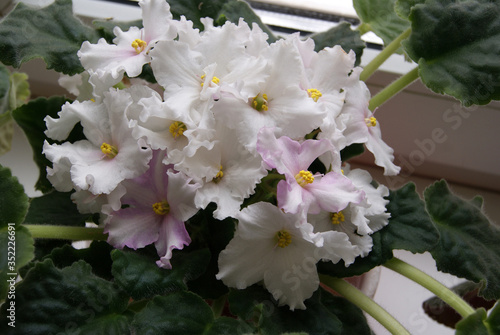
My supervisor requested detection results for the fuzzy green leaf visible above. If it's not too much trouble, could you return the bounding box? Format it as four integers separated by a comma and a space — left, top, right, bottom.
455, 308, 489, 335
228, 285, 344, 335
131, 291, 251, 334
353, 0, 410, 47
168, 0, 276, 41
310, 22, 365, 66
395, 0, 426, 19
318, 182, 438, 277
0, 165, 29, 228
0, 259, 129, 335
111, 247, 210, 300
0, 225, 34, 301
0, 0, 99, 75
425, 180, 500, 300
403, 0, 500, 106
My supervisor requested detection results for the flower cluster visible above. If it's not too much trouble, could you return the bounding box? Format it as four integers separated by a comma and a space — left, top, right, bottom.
42, 0, 399, 309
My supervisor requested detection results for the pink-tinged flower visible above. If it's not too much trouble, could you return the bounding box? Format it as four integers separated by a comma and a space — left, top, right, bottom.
334, 68, 401, 176
309, 165, 391, 264
256, 127, 366, 215
78, 0, 177, 78
103, 150, 200, 269
216, 202, 323, 310
43, 88, 152, 195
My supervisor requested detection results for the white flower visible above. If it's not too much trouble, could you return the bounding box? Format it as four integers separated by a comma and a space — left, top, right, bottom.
43, 88, 152, 194
334, 69, 401, 176
193, 120, 267, 220
150, 18, 268, 123
309, 166, 390, 262
213, 36, 325, 152
78, 0, 177, 78
216, 202, 323, 310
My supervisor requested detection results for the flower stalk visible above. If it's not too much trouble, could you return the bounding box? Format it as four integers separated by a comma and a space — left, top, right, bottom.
360, 27, 412, 82
383, 257, 476, 319
368, 66, 419, 111
320, 274, 411, 335
25, 224, 107, 241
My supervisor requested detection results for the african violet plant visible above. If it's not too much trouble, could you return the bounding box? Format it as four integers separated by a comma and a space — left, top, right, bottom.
0, 0, 499, 334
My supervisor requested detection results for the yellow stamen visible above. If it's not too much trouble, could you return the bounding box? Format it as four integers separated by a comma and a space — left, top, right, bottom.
213, 165, 224, 183
131, 39, 147, 54
252, 93, 269, 112
100, 142, 118, 159
169, 121, 187, 139
307, 88, 322, 102
331, 211, 345, 225
152, 201, 170, 215
294, 170, 314, 187
276, 230, 292, 248
200, 75, 220, 87
365, 116, 377, 127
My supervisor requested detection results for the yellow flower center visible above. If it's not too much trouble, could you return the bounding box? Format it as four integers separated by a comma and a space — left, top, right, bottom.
212, 165, 224, 183
276, 230, 292, 248
365, 116, 377, 127
252, 93, 269, 112
152, 201, 170, 215
294, 170, 314, 187
100, 142, 118, 158
200, 75, 220, 87
331, 211, 345, 225
131, 39, 147, 54
169, 121, 187, 139
307, 88, 322, 102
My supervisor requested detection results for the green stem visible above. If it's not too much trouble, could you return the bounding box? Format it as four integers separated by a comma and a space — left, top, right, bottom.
384, 258, 475, 318
211, 294, 227, 318
368, 66, 419, 111
360, 27, 412, 82
356, 22, 371, 36
25, 224, 107, 241
320, 275, 411, 335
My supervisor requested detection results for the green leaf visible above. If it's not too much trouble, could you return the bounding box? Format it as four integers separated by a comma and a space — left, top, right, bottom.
455, 308, 489, 335
0, 117, 13, 156
36, 241, 114, 280
0, 0, 99, 75
0, 67, 30, 156
168, 0, 276, 42
423, 281, 496, 328
310, 22, 365, 66
23, 191, 90, 260
187, 205, 236, 299
132, 291, 251, 334
217, 0, 277, 43
8, 72, 31, 111
0, 259, 129, 335
111, 247, 210, 300
93, 19, 143, 43
454, 304, 500, 334
0, 225, 34, 301
169, 0, 226, 29
320, 290, 372, 335
395, 0, 426, 19
353, 0, 410, 47
318, 182, 438, 277
228, 285, 343, 335
0, 64, 10, 116
403, 0, 500, 106
425, 180, 500, 300
0, 165, 29, 227
11, 96, 76, 193
340, 143, 365, 162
